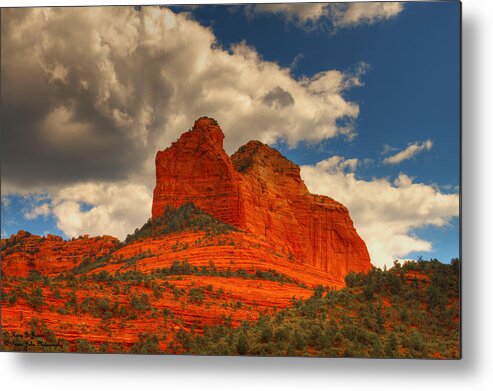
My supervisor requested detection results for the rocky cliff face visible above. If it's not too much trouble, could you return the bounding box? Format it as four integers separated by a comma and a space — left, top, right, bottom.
152, 117, 371, 280
231, 141, 371, 281
152, 117, 245, 228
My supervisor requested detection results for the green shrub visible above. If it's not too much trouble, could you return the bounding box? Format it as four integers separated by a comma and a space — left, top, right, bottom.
236, 333, 249, 355
27, 287, 45, 310
124, 203, 236, 245
188, 287, 206, 304
384, 333, 399, 358
75, 339, 97, 353
130, 332, 161, 354
130, 293, 151, 312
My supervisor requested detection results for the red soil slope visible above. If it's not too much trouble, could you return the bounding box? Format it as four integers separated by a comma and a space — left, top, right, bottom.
152, 117, 371, 281
1, 229, 334, 350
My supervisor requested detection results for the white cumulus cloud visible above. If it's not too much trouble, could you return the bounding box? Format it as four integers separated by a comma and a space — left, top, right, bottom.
51, 181, 152, 240
383, 140, 433, 165
24, 203, 51, 220
246, 2, 404, 30
247, 3, 330, 25
331, 2, 404, 28
301, 156, 459, 267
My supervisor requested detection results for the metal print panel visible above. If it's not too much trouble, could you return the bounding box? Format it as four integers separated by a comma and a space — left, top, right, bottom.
0, 2, 461, 358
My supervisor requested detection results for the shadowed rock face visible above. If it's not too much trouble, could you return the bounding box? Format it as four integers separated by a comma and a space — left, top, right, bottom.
152, 117, 371, 282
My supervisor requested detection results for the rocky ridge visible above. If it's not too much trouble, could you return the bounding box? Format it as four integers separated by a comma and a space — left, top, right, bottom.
152, 117, 371, 282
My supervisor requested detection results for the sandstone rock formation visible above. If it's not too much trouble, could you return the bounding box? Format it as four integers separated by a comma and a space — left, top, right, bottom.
152, 117, 371, 281
152, 117, 245, 228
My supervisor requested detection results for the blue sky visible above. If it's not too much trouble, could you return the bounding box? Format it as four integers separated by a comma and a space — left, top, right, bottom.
1, 3, 460, 266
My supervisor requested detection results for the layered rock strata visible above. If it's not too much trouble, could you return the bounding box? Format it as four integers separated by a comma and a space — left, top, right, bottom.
152, 117, 371, 280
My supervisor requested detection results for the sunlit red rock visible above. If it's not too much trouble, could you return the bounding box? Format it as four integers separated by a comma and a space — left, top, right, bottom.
152, 117, 371, 282
152, 117, 245, 228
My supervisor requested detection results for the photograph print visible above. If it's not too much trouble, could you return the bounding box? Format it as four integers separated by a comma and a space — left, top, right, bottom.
0, 1, 461, 358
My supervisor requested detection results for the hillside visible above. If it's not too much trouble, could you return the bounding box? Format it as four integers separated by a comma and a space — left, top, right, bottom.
1, 204, 460, 357
0, 118, 459, 357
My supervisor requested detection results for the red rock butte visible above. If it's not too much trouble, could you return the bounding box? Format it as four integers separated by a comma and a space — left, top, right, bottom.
152, 117, 371, 282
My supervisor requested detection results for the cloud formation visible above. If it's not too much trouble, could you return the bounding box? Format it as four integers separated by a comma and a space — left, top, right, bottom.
1, 6, 369, 238
247, 3, 329, 26
1, 6, 364, 195
383, 140, 433, 165
24, 203, 51, 220
246, 2, 404, 30
50, 182, 153, 240
301, 156, 459, 267
19, 181, 152, 240
330, 2, 404, 28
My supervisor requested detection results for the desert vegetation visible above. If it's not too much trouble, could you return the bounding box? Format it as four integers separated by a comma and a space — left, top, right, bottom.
1, 245, 460, 357
125, 203, 236, 245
